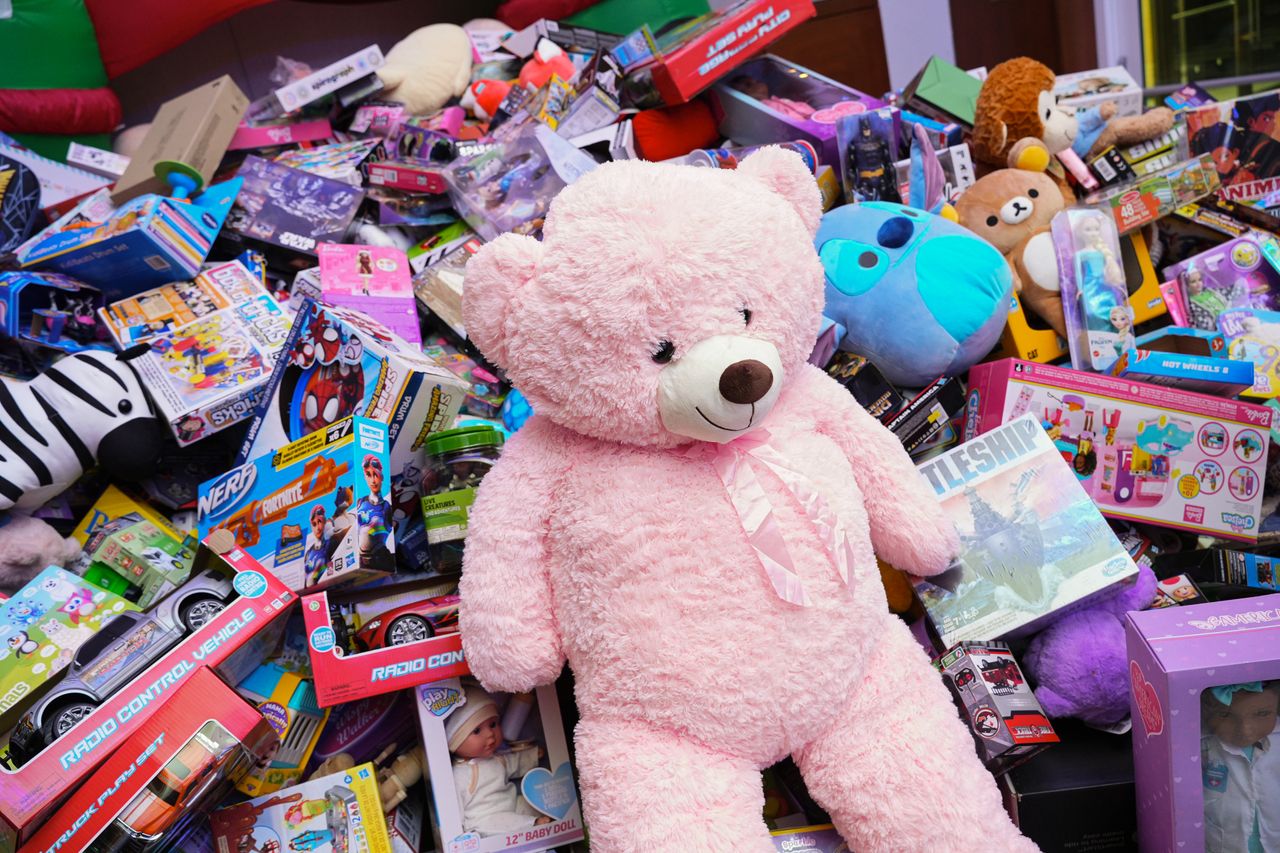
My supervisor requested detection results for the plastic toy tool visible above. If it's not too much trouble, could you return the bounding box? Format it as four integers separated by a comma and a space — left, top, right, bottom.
154, 160, 205, 200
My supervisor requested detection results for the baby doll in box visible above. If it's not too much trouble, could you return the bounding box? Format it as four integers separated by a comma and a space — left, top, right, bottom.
457, 148, 1038, 852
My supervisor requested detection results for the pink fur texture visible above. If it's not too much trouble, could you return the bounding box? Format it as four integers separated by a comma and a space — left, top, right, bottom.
459, 149, 1037, 852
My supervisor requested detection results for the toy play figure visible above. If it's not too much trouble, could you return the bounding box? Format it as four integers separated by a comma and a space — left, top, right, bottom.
355, 454, 393, 572
459, 149, 1035, 851
448, 685, 551, 836
846, 116, 899, 202
1201, 681, 1280, 852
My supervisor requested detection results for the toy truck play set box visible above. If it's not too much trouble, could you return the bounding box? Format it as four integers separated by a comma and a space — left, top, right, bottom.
15, 667, 278, 853
966, 359, 1273, 541
200, 415, 395, 593
0, 540, 294, 845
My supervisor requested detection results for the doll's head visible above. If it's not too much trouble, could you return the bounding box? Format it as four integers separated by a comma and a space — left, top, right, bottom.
363, 454, 384, 495
1109, 306, 1132, 334
730, 75, 770, 101
310, 504, 327, 537
447, 685, 502, 760
1183, 265, 1204, 294
1076, 214, 1107, 246
1203, 682, 1280, 749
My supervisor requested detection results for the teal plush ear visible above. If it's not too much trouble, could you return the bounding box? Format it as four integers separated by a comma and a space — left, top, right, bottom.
737, 146, 822, 237
461, 232, 544, 369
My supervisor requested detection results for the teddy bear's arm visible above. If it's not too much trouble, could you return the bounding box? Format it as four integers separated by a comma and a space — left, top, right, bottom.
459, 418, 565, 693
796, 365, 959, 576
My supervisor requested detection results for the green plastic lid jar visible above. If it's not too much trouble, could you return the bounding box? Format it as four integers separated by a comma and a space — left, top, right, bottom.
421, 425, 505, 575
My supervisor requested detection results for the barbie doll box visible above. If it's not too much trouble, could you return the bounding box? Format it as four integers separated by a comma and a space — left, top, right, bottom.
1126, 594, 1280, 853
415, 678, 585, 853
966, 359, 1272, 542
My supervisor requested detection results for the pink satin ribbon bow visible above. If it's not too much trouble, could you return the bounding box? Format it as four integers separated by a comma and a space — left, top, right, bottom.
685, 429, 858, 607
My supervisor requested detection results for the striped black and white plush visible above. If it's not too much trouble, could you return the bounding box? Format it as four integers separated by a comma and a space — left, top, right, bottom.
0, 346, 163, 511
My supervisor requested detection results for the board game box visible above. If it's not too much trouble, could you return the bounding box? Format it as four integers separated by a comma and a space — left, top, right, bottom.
913, 414, 1139, 647
316, 242, 420, 344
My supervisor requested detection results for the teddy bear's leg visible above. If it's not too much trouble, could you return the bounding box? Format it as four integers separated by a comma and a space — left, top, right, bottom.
793, 619, 1039, 853
575, 716, 776, 853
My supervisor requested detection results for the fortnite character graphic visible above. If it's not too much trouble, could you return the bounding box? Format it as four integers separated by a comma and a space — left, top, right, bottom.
848, 117, 900, 203
355, 454, 394, 572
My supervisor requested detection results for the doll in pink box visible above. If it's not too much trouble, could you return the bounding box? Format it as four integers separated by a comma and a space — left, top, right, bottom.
458, 148, 1037, 851
1202, 681, 1280, 853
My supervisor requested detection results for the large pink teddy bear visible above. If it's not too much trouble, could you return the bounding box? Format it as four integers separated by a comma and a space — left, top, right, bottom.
458, 148, 1038, 852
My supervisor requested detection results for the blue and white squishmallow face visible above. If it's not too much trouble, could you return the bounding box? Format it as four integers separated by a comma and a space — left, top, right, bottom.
816, 202, 1012, 387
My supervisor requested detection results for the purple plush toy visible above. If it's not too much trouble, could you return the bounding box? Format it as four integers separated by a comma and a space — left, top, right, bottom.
1021, 562, 1159, 727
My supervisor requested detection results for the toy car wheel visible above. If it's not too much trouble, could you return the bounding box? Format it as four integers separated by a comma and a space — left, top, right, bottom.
387, 615, 433, 646
180, 596, 225, 632
44, 700, 98, 742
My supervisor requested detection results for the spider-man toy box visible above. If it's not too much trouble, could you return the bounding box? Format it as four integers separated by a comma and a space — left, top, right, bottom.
200, 415, 394, 594
237, 299, 467, 566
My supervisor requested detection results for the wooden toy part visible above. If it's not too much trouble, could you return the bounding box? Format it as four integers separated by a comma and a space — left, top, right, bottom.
378, 745, 424, 813
307, 751, 356, 780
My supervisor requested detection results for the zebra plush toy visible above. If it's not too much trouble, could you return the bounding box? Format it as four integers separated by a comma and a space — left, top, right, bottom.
0, 346, 163, 512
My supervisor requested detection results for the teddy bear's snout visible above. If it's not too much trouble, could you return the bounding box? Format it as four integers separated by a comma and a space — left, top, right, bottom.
719, 360, 773, 405
1000, 196, 1034, 225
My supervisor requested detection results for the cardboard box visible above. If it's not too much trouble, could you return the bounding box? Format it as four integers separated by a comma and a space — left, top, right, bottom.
1152, 547, 1280, 595
275, 138, 386, 186
238, 299, 467, 548
367, 160, 448, 195
884, 375, 966, 458
234, 662, 329, 796
200, 416, 395, 592
317, 243, 420, 344
1110, 327, 1255, 397
1085, 153, 1220, 235
965, 358, 1273, 541
1126, 594, 1280, 853
0, 540, 294, 840
72, 485, 188, 549
902, 55, 983, 127
0, 271, 104, 355
1054, 65, 1143, 117
416, 679, 585, 853
711, 54, 885, 180
15, 667, 277, 853
272, 45, 385, 115
65, 143, 129, 179
302, 581, 467, 707
85, 517, 196, 608
1187, 91, 1280, 206
112, 76, 249, 204
227, 117, 334, 151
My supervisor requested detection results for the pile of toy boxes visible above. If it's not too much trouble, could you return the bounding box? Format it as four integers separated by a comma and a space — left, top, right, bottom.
1, 1, 1279, 851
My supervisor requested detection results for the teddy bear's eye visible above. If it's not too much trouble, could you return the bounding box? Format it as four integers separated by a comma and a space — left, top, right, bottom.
1028, 188, 1039, 198
740, 307, 752, 325
652, 340, 675, 364
986, 215, 998, 227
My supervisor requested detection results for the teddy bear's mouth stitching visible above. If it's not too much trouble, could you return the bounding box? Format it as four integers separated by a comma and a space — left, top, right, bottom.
696, 404, 754, 432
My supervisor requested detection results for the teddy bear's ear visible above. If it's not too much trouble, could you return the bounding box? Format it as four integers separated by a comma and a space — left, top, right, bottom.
1007, 137, 1052, 172
737, 146, 822, 237
462, 232, 544, 369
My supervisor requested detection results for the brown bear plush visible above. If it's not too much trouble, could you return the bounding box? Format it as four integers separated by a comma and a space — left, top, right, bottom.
956, 141, 1068, 337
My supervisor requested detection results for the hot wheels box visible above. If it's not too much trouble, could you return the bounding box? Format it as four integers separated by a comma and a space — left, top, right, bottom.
99, 259, 271, 347
1126, 594, 1280, 853
302, 579, 467, 707
1110, 327, 1255, 397
16, 667, 277, 853
0, 540, 294, 838
238, 299, 466, 545
211, 760, 392, 853
131, 288, 292, 446
416, 678, 585, 853
200, 416, 395, 592
966, 358, 1273, 541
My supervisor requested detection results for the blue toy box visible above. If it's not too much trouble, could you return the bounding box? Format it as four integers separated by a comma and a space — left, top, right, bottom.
0, 270, 107, 355
16, 179, 243, 299
1110, 326, 1255, 397
199, 415, 395, 593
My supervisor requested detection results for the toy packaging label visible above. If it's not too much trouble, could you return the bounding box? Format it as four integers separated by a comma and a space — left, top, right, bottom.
416, 679, 585, 853
935, 642, 1057, 774
1087, 154, 1220, 235
132, 291, 292, 445
1053, 65, 1142, 116
273, 45, 385, 114
199, 416, 395, 592
228, 117, 335, 151
0, 545, 294, 832
100, 259, 271, 347
1218, 307, 1280, 398
769, 824, 847, 852
225, 156, 365, 256
0, 270, 105, 355
967, 359, 1272, 541
1111, 345, 1255, 398
1187, 91, 1280, 206
211, 760, 392, 853
1162, 233, 1280, 333
18, 667, 277, 853
316, 243, 420, 344
913, 414, 1138, 646
367, 160, 447, 195
0, 567, 138, 733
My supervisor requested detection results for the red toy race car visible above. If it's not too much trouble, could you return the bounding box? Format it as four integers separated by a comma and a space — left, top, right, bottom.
352, 593, 459, 651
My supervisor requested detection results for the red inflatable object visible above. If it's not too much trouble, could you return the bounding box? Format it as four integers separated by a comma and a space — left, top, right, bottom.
0, 87, 123, 135
85, 0, 273, 79
496, 0, 601, 30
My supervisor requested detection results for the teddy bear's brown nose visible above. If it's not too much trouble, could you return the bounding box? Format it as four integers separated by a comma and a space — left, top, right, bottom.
719, 359, 773, 404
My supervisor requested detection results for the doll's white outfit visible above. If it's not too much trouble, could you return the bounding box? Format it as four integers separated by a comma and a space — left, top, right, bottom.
1202, 724, 1280, 853
453, 746, 542, 837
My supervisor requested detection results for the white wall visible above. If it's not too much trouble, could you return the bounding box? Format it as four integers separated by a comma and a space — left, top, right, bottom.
877, 0, 956, 91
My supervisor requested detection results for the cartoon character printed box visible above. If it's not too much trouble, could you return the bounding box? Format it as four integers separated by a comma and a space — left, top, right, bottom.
966, 358, 1273, 541
237, 299, 467, 548
416, 678, 585, 853
0, 541, 294, 841
316, 242, 420, 344
302, 579, 467, 707
199, 416, 395, 593
1126, 593, 1280, 853
16, 666, 278, 853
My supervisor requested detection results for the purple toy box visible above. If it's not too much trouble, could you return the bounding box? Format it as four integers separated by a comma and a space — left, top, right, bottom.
1126, 594, 1280, 852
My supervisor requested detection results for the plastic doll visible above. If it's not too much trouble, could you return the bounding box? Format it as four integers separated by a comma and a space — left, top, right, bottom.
1108, 305, 1136, 356
303, 504, 331, 586
447, 685, 552, 837
1076, 213, 1123, 286
728, 75, 816, 121
354, 454, 394, 571
1201, 681, 1280, 852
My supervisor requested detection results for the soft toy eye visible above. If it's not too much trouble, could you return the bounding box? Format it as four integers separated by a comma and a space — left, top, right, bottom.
652, 340, 675, 364
1028, 188, 1039, 198
986, 215, 998, 227
1044, 108, 1051, 119
117, 400, 132, 415
740, 307, 752, 325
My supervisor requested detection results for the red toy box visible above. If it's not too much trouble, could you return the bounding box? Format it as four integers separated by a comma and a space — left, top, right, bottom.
0, 537, 294, 845
16, 667, 278, 853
